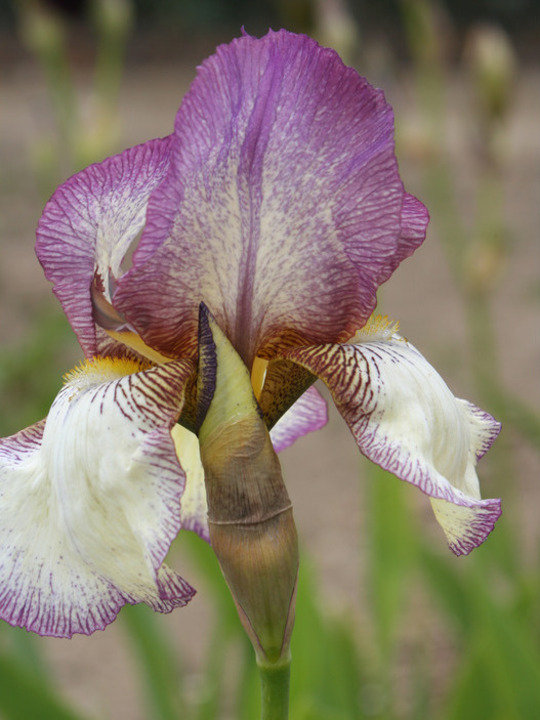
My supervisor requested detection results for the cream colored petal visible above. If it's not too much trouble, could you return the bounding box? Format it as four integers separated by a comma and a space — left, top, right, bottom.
0, 357, 195, 637
283, 331, 501, 555
172, 425, 209, 542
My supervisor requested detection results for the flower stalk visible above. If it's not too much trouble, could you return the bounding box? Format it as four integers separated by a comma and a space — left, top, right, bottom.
258, 659, 291, 720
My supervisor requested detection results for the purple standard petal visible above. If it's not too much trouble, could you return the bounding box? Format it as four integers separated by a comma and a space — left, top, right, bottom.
398, 194, 430, 259
0, 357, 196, 637
115, 30, 428, 365
283, 330, 501, 555
270, 385, 328, 453
36, 136, 174, 357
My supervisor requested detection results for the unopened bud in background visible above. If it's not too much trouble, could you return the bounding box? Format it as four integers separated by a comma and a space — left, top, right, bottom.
465, 24, 516, 123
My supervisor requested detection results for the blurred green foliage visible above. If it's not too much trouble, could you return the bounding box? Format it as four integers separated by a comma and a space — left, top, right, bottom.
1, 0, 539, 41
0, 0, 539, 718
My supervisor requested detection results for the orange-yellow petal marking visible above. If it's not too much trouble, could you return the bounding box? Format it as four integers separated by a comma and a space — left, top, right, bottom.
251, 356, 269, 402
63, 356, 152, 386
106, 329, 174, 365
349, 314, 401, 343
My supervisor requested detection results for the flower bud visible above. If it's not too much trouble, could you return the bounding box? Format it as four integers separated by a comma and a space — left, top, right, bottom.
197, 306, 299, 664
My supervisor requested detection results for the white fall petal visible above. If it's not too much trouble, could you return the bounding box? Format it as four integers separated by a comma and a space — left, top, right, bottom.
283, 321, 501, 555
0, 357, 195, 637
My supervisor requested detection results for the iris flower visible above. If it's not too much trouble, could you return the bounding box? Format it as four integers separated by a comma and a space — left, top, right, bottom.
0, 30, 501, 640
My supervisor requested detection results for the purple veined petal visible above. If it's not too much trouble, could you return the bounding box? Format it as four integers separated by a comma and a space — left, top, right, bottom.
270, 385, 328, 453
0, 356, 196, 637
283, 325, 501, 555
396, 193, 430, 262
36, 136, 175, 358
115, 29, 428, 366
255, 356, 317, 431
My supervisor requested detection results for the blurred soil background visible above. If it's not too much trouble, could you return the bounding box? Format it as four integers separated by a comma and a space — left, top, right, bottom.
0, 1, 539, 719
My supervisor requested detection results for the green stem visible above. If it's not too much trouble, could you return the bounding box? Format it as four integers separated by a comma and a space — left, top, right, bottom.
258, 659, 291, 720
